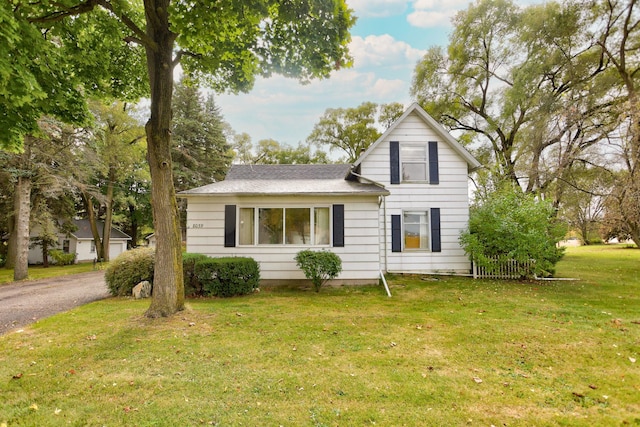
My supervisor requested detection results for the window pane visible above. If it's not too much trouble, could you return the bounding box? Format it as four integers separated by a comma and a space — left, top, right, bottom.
239, 208, 254, 245
285, 208, 311, 244
259, 208, 283, 244
314, 207, 330, 245
403, 163, 427, 181
404, 211, 429, 250
401, 145, 426, 160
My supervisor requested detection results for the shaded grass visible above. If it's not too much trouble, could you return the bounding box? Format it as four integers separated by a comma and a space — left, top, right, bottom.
0, 245, 639, 426
0, 263, 101, 285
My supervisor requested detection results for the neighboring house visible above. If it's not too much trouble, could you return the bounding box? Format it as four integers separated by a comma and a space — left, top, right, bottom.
179, 103, 481, 284
28, 219, 131, 264
146, 233, 156, 249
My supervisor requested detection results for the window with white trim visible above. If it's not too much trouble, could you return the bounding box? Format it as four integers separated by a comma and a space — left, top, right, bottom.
404, 211, 429, 250
239, 207, 331, 246
401, 144, 428, 182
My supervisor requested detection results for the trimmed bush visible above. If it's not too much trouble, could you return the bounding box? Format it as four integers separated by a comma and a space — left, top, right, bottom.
49, 249, 76, 266
295, 250, 342, 292
105, 247, 155, 296
183, 252, 210, 297
195, 257, 260, 297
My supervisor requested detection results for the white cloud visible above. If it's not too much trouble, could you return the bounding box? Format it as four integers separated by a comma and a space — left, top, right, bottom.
406, 10, 453, 28
347, 0, 410, 18
350, 35, 426, 68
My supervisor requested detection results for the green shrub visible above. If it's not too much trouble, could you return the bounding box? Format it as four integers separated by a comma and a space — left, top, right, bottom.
183, 253, 210, 297
459, 187, 566, 278
294, 250, 342, 292
49, 249, 76, 266
195, 257, 260, 297
105, 247, 155, 296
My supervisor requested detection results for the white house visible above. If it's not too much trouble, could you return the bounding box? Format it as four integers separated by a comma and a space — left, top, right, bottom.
179, 103, 481, 285
28, 218, 131, 264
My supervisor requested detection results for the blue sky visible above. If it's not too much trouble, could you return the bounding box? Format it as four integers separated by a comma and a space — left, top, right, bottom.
215, 0, 532, 146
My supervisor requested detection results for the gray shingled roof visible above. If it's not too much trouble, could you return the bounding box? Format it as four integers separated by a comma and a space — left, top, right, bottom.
179, 164, 389, 196
226, 164, 352, 180
71, 219, 131, 240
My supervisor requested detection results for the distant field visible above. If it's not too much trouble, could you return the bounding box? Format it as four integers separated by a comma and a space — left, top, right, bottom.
1, 245, 638, 425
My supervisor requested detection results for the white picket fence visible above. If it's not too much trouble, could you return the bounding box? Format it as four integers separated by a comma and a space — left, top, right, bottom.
472, 257, 535, 279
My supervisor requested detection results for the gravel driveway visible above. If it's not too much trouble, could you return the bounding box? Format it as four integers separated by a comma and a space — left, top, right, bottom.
0, 271, 110, 335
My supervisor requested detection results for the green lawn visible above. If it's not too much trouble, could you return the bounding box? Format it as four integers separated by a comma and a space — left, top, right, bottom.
0, 262, 100, 285
1, 245, 639, 426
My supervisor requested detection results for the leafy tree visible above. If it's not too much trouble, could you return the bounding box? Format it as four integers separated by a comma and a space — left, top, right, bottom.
18, 0, 355, 317
460, 187, 566, 277
172, 79, 232, 191
2, 4, 146, 281
254, 140, 329, 164
591, 0, 640, 247
557, 164, 612, 244
2, 118, 79, 279
76, 101, 146, 262
411, 0, 610, 201
307, 102, 404, 162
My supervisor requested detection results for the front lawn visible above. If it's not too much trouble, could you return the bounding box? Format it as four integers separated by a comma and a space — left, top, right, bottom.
0, 245, 638, 425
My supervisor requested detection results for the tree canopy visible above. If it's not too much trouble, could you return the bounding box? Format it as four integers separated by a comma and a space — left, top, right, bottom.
9, 0, 355, 316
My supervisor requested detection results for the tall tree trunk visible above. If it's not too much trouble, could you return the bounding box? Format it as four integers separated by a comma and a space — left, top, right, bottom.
102, 167, 115, 262
81, 189, 105, 262
14, 175, 31, 281
5, 211, 16, 269
143, 0, 184, 318
41, 240, 49, 268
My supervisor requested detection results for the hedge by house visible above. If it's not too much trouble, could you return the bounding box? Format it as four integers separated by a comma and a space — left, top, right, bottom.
194, 257, 260, 297
183, 253, 211, 297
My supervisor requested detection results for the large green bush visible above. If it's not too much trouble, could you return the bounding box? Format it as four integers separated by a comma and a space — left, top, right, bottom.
459, 187, 566, 278
183, 253, 210, 297
105, 247, 155, 296
49, 249, 76, 266
295, 250, 342, 292
195, 257, 260, 297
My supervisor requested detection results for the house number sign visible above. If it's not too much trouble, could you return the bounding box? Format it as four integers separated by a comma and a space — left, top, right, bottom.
190, 223, 204, 229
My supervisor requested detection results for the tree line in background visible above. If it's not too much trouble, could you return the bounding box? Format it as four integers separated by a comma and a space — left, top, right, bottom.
411, 0, 640, 247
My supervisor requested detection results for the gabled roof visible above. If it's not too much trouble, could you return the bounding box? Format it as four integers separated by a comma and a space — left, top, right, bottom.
71, 219, 131, 240
353, 102, 481, 170
179, 164, 389, 197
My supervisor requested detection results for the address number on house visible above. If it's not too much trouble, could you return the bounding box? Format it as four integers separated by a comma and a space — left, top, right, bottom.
189, 223, 204, 229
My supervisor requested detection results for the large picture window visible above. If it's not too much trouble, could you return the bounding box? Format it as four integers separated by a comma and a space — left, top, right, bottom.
239, 206, 331, 246
401, 144, 427, 182
404, 211, 429, 250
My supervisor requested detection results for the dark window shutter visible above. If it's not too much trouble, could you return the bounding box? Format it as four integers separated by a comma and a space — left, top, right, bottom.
429, 141, 439, 184
390, 141, 400, 184
430, 208, 441, 252
333, 204, 344, 247
391, 215, 402, 252
224, 205, 236, 247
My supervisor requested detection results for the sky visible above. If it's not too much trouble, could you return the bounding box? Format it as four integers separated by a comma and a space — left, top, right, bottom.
215, 0, 535, 146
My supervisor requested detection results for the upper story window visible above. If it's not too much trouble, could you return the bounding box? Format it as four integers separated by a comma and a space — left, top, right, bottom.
239, 207, 330, 246
390, 140, 438, 185
401, 144, 428, 182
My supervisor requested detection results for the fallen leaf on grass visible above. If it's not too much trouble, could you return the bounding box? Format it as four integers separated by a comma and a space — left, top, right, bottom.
630, 357, 636, 363
12, 373, 23, 380
473, 377, 483, 384
29, 403, 38, 411
54, 408, 62, 415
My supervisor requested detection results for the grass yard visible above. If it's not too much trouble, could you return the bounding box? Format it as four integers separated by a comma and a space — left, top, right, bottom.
1, 245, 639, 426
0, 263, 100, 285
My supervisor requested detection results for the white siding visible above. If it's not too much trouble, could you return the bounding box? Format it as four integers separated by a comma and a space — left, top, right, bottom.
184, 194, 382, 282
360, 111, 473, 274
